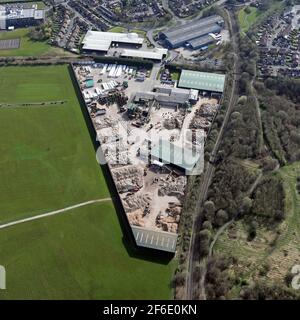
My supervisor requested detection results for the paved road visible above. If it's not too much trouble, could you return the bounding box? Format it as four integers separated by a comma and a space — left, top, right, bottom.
185, 8, 240, 300
146, 28, 161, 48
0, 198, 111, 230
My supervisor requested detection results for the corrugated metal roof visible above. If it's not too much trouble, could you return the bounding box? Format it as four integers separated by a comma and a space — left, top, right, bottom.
151, 139, 201, 172
134, 91, 156, 101
178, 70, 225, 93
187, 34, 215, 49
82, 30, 144, 52
131, 225, 178, 253
135, 88, 190, 105
121, 48, 168, 60
161, 15, 224, 48
167, 24, 221, 48
162, 15, 223, 39
83, 42, 111, 52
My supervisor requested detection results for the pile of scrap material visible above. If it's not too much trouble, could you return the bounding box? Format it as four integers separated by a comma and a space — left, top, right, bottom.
104, 141, 128, 154
94, 116, 117, 129
112, 165, 144, 193
199, 103, 218, 118
189, 115, 211, 131
123, 193, 152, 213
107, 151, 131, 167
156, 203, 182, 233
104, 141, 131, 167
190, 103, 218, 131
158, 176, 187, 199
127, 209, 145, 227
163, 114, 183, 130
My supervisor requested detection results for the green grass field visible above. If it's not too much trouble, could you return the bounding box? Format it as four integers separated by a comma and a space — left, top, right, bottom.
0, 201, 174, 299
0, 65, 174, 299
108, 26, 128, 33
171, 71, 180, 81
238, 1, 284, 35
0, 29, 72, 57
238, 7, 261, 34
0, 65, 109, 223
276, 162, 300, 247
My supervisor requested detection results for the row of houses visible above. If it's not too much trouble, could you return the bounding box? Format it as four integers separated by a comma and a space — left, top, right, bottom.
68, 0, 111, 31
169, 0, 217, 18
256, 6, 300, 77
102, 0, 166, 23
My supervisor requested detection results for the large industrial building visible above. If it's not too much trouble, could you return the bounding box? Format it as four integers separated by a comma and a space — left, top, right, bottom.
134, 86, 198, 107
151, 139, 202, 175
82, 30, 168, 61
159, 15, 224, 50
0, 5, 45, 30
82, 30, 144, 53
121, 48, 168, 61
178, 70, 226, 93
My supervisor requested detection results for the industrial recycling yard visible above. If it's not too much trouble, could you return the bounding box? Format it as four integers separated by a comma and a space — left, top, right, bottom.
73, 61, 221, 252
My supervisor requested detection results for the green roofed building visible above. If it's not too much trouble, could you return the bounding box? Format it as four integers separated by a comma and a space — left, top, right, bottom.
86, 79, 94, 88
151, 139, 201, 174
178, 70, 225, 93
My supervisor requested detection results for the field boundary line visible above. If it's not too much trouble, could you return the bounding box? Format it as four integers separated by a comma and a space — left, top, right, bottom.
0, 100, 68, 108
0, 198, 112, 230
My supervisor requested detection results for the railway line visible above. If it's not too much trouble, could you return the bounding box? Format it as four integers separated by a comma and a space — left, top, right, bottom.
185, 8, 240, 300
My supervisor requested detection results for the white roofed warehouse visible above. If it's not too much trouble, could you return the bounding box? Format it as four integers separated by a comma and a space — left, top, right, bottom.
82, 30, 144, 54
121, 48, 168, 61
